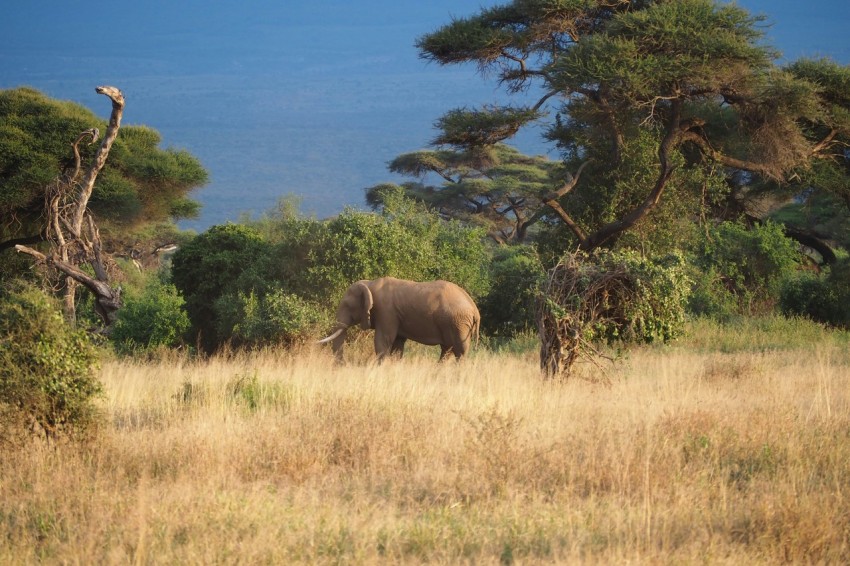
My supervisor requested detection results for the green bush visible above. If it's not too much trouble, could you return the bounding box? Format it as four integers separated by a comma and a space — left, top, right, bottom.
780, 259, 850, 327
170, 223, 273, 352
216, 289, 325, 348
687, 265, 741, 323
0, 281, 102, 440
593, 249, 692, 345
538, 249, 691, 376
690, 221, 802, 317
479, 246, 545, 337
110, 275, 191, 355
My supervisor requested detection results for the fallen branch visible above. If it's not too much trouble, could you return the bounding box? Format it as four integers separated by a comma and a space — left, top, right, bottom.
15, 244, 121, 326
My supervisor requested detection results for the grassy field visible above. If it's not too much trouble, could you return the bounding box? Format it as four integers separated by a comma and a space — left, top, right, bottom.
1, 318, 849, 564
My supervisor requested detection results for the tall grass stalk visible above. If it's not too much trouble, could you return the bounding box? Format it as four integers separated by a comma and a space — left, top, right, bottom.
1, 332, 849, 563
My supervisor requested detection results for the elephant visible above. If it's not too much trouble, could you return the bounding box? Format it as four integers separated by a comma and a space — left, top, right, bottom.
317, 277, 480, 361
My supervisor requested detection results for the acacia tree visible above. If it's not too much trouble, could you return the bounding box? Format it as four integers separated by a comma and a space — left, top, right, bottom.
0, 87, 207, 278
2, 86, 207, 328
415, 0, 850, 252
366, 144, 564, 243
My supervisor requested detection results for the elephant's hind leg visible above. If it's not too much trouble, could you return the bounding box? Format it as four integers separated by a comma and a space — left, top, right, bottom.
447, 335, 471, 360
440, 344, 467, 361
390, 336, 407, 358
439, 345, 454, 361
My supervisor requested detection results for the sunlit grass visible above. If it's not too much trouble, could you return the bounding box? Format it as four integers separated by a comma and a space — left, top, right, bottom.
1, 320, 849, 563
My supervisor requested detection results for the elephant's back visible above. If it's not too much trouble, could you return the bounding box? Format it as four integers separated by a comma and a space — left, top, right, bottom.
426, 281, 480, 326
383, 278, 478, 316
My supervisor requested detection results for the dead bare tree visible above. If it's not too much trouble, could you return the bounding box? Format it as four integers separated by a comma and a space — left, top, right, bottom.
16, 86, 125, 328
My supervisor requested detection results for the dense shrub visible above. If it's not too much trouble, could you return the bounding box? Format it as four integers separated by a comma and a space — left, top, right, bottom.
304, 198, 490, 302
110, 275, 191, 355
215, 289, 325, 348
0, 281, 101, 440
171, 223, 272, 352
687, 265, 741, 322
689, 221, 802, 317
780, 258, 850, 327
587, 250, 692, 345
479, 246, 545, 337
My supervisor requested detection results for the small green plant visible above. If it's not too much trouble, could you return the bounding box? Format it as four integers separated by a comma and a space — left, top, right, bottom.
0, 281, 102, 440
226, 372, 294, 412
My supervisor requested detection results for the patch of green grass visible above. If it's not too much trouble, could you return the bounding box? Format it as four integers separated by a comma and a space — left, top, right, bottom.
676, 315, 850, 353
226, 372, 295, 413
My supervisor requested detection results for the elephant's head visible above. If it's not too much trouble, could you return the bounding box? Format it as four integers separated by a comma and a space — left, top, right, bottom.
317, 281, 373, 358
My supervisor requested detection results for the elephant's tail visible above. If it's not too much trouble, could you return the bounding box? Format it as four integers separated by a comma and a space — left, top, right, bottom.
472, 315, 480, 349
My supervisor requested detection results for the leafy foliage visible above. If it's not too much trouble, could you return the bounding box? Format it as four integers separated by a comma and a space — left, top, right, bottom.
216, 290, 324, 348
303, 196, 490, 303
690, 221, 802, 317
780, 258, 850, 328
538, 249, 691, 377
0, 87, 206, 225
0, 281, 101, 440
171, 223, 272, 352
432, 107, 542, 148
367, 144, 562, 243
110, 275, 191, 355
479, 246, 546, 337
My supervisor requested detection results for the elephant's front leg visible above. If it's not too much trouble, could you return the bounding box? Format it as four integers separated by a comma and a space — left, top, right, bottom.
373, 329, 398, 362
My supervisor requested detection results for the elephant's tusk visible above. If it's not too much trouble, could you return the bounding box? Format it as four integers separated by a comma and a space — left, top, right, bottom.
316, 327, 346, 344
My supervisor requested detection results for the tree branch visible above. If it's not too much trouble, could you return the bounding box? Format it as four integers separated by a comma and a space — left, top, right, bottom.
680, 130, 784, 182
540, 159, 594, 244
71, 86, 125, 232
578, 100, 683, 251
810, 128, 839, 156
0, 232, 44, 253
66, 128, 99, 185
543, 159, 593, 201
15, 244, 121, 325
544, 199, 588, 243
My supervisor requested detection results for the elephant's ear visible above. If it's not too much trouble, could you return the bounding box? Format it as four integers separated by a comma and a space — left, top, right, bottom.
356, 281, 373, 330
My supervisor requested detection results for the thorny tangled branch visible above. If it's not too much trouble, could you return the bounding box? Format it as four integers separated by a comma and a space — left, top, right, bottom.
536, 251, 637, 382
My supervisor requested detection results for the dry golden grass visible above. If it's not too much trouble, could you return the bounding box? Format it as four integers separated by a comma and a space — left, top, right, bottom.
2, 327, 849, 564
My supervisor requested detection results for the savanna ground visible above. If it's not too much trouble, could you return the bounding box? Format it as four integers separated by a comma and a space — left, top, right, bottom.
1, 318, 849, 564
